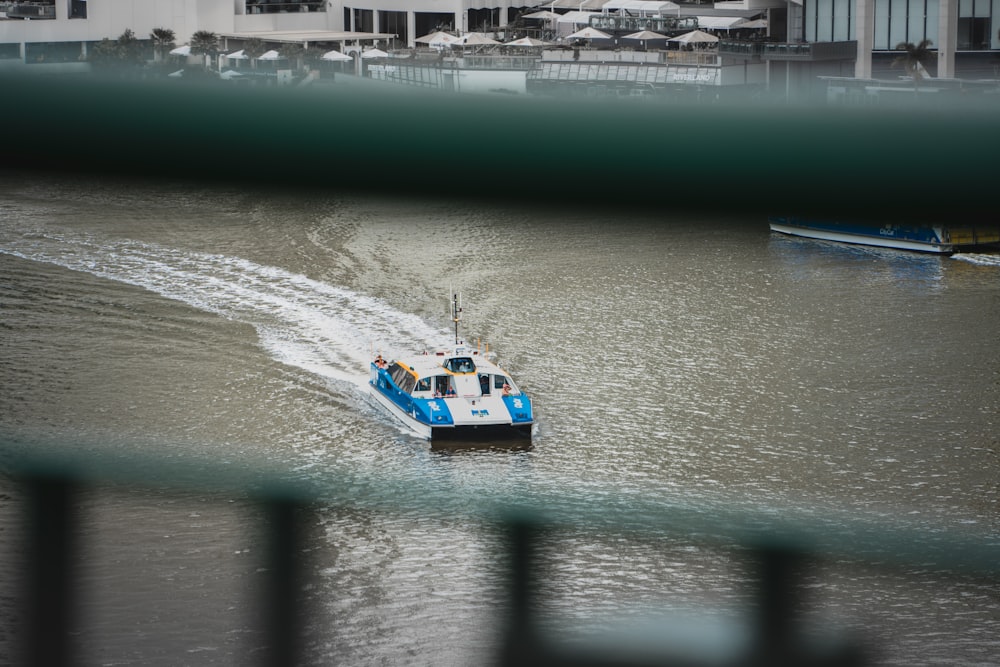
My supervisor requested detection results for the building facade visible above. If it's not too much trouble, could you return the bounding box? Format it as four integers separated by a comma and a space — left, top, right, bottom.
804, 0, 997, 50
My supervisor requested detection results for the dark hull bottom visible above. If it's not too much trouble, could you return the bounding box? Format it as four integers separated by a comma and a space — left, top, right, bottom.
432, 423, 533, 442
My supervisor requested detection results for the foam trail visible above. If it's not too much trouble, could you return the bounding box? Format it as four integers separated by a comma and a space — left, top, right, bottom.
952, 253, 1000, 267
1, 231, 448, 387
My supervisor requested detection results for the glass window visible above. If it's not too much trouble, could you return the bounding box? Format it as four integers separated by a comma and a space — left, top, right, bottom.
354, 8, 373, 32
833, 0, 851, 40
889, 0, 909, 47
817, 0, 834, 40
446, 357, 475, 373
958, 16, 990, 48
415, 377, 432, 392
874, 0, 891, 49
907, 0, 926, 46
925, 0, 939, 50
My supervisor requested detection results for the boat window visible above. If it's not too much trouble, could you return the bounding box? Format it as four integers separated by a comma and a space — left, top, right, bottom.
415, 377, 432, 392
389, 363, 417, 393
388, 363, 408, 386
494, 375, 508, 389
479, 374, 491, 395
445, 357, 475, 373
435, 375, 452, 396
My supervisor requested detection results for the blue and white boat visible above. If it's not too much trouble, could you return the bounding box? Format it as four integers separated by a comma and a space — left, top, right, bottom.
769, 216, 1000, 254
368, 295, 533, 441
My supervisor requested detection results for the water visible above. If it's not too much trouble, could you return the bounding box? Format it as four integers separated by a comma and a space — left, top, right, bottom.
1, 171, 999, 665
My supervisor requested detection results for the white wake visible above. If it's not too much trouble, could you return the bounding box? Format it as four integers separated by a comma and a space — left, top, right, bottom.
1, 231, 448, 387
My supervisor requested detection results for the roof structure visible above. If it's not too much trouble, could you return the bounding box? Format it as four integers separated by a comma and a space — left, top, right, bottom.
602, 0, 681, 12
693, 15, 750, 29
218, 30, 396, 46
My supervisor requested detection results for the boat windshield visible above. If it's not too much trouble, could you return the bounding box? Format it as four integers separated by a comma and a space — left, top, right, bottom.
445, 357, 475, 373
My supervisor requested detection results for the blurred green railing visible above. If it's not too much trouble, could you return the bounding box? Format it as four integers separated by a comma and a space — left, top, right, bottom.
3, 71, 998, 225
4, 442, 1000, 666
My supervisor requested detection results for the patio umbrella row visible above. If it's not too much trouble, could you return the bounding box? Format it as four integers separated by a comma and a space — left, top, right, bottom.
412, 27, 730, 46
168, 26, 734, 66
562, 27, 719, 42
167, 45, 385, 62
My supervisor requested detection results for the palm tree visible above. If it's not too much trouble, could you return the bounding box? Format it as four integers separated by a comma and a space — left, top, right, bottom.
115, 29, 144, 67
243, 37, 267, 60
88, 29, 144, 73
282, 42, 305, 71
892, 38, 934, 89
151, 28, 175, 62
190, 30, 220, 69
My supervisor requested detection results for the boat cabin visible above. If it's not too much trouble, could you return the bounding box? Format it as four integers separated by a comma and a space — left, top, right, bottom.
380, 351, 519, 400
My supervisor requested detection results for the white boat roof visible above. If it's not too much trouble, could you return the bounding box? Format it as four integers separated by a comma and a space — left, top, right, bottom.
393, 345, 506, 379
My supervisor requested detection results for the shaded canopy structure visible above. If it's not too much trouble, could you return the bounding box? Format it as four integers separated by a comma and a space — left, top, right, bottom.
506, 36, 552, 47
415, 30, 461, 46
458, 32, 500, 45
320, 49, 352, 61
668, 29, 719, 44
566, 26, 612, 40
693, 16, 747, 30
623, 30, 668, 40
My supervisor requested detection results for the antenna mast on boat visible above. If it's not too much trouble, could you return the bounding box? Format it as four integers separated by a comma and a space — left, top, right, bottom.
452, 292, 462, 345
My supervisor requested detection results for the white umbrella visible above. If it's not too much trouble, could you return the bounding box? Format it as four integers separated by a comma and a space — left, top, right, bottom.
361, 48, 389, 58
667, 29, 719, 44
623, 30, 668, 41
522, 10, 561, 20
167, 69, 184, 77
566, 26, 611, 40
257, 49, 282, 60
321, 49, 352, 61
458, 32, 500, 46
219, 69, 243, 80
415, 31, 461, 46
740, 18, 768, 29
169, 45, 191, 56
225, 49, 248, 60
506, 36, 552, 47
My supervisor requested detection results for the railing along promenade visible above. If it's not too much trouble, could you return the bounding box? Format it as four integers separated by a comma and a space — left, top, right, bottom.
719, 39, 859, 61
3, 71, 1000, 665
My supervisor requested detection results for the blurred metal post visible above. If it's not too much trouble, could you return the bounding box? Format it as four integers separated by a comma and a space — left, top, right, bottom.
499, 514, 541, 666
751, 544, 866, 666
261, 496, 307, 667
24, 474, 78, 667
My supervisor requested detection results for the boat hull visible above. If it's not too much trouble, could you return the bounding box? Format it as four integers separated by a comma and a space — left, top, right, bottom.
769, 217, 1000, 254
368, 377, 533, 442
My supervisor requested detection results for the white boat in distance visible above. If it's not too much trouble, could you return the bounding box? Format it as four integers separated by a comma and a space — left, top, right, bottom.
369, 295, 533, 441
